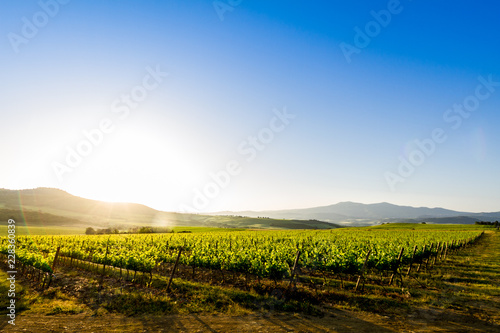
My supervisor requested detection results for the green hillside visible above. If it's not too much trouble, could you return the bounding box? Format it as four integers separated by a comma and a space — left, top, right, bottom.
0, 208, 87, 227
0, 188, 339, 233
369, 223, 493, 230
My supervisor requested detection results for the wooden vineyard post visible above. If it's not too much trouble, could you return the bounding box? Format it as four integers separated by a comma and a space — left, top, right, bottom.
443, 242, 448, 260
51, 246, 61, 272
425, 243, 434, 270
99, 238, 110, 287
436, 242, 442, 264
432, 242, 441, 266
46, 246, 61, 289
389, 247, 404, 286
417, 245, 426, 272
86, 252, 92, 272
166, 247, 183, 292
406, 245, 418, 276
438, 242, 443, 262
287, 250, 301, 290
438, 242, 444, 261
355, 250, 372, 292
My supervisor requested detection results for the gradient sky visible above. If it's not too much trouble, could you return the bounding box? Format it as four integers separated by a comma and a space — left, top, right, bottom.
1, 0, 500, 213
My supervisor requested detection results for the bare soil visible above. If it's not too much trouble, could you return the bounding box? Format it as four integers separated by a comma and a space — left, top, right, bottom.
1, 306, 499, 333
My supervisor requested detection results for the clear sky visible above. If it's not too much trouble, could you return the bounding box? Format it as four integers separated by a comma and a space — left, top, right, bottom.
1, 0, 500, 213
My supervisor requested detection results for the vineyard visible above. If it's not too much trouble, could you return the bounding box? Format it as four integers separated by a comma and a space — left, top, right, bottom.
0, 228, 485, 294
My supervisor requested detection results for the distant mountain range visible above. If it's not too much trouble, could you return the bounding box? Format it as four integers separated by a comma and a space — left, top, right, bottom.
216, 201, 500, 226
1, 188, 498, 231
0, 188, 337, 231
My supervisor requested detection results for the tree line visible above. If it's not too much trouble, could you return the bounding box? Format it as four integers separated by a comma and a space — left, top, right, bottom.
85, 226, 178, 235
475, 221, 499, 227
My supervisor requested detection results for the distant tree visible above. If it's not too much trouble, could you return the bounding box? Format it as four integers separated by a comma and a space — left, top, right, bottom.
96, 228, 112, 234
85, 227, 96, 235
139, 226, 153, 234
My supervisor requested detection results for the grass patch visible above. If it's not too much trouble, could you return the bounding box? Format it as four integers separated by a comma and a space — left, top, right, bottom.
94, 275, 320, 316
369, 223, 495, 230
171, 226, 246, 233
47, 302, 85, 315
0, 225, 85, 236
0, 270, 30, 315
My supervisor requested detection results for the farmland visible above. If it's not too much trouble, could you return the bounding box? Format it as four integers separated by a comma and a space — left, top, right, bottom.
1, 228, 485, 280
1, 224, 499, 332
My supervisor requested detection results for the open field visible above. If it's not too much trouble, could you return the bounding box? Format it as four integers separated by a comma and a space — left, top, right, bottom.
0, 226, 86, 236
1, 224, 499, 332
368, 223, 496, 230
0, 225, 246, 236
2, 227, 486, 279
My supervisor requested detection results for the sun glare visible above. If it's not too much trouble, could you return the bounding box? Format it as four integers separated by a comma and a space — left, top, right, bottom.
63, 125, 204, 209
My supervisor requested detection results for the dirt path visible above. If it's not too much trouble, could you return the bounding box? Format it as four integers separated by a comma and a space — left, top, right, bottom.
2, 231, 499, 332
0, 312, 396, 333
1, 307, 497, 333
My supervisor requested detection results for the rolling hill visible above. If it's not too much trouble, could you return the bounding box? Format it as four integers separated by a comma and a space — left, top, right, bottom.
2, 188, 498, 231
217, 201, 500, 226
0, 188, 339, 231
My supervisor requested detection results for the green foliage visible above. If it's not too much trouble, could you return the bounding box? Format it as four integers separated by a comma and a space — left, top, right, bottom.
0, 227, 483, 280
0, 208, 85, 227
370, 223, 492, 230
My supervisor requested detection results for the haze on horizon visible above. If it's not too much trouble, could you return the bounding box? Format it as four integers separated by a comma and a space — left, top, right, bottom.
1, 1, 500, 214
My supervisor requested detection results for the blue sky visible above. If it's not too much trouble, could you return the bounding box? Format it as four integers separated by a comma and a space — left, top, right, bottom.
1, 0, 500, 213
